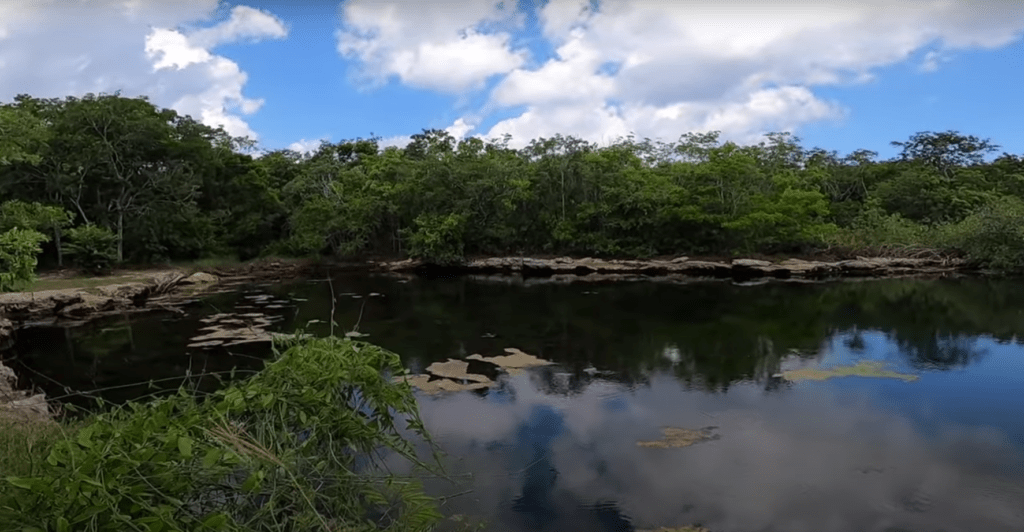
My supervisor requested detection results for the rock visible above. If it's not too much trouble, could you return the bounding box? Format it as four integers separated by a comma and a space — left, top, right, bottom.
0, 318, 13, 352
181, 272, 218, 284
0, 360, 53, 422
732, 259, 772, 268
670, 256, 689, 263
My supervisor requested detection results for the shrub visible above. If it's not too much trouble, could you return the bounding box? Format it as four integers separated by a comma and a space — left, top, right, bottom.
65, 224, 119, 275
0, 336, 447, 532
405, 212, 467, 266
0, 227, 49, 292
940, 196, 1024, 271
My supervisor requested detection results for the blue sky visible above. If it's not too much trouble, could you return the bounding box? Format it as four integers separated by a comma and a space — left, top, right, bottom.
0, 1, 1022, 160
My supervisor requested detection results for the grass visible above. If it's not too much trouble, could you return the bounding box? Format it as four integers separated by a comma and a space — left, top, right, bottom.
0, 417, 68, 481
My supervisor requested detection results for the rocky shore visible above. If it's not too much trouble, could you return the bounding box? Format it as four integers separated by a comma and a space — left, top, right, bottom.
376, 255, 972, 280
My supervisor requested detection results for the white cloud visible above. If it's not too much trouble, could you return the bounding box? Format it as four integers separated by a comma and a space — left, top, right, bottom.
287, 137, 328, 155
378, 135, 412, 149
344, 1, 1024, 147
336, 0, 528, 92
0, 1, 288, 140
188, 6, 288, 49
444, 118, 475, 140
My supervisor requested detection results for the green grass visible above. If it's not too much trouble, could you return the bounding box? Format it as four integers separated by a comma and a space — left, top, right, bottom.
0, 417, 69, 482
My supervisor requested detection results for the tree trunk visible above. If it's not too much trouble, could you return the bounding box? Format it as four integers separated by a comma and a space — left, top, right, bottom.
117, 210, 124, 263
53, 225, 63, 267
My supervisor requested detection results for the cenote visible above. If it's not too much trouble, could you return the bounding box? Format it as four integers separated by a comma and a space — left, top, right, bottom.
8, 273, 1024, 532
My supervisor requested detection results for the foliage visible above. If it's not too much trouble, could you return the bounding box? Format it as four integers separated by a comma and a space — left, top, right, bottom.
0, 336, 446, 532
0, 200, 72, 234
0, 227, 49, 292
2, 90, 1024, 269
405, 213, 468, 265
64, 224, 119, 275
0, 106, 49, 166
940, 196, 1024, 271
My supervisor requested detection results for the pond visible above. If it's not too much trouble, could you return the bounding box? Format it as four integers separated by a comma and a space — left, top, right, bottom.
9, 273, 1024, 532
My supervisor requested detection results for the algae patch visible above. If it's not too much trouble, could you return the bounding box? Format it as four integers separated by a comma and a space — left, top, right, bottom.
466, 347, 554, 368
395, 347, 553, 395
778, 360, 918, 382
634, 523, 708, 527
637, 426, 720, 449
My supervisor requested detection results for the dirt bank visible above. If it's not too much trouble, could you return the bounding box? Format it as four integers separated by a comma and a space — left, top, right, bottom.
376, 255, 974, 280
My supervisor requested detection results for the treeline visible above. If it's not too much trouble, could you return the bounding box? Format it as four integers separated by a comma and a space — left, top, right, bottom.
3, 91, 1024, 280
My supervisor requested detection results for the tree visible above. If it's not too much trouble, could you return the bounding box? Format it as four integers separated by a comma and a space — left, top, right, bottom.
51, 93, 200, 262
0, 105, 49, 166
0, 200, 73, 266
891, 130, 999, 180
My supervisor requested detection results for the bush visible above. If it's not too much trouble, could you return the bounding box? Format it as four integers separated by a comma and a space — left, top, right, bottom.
0, 336, 447, 532
405, 212, 467, 265
940, 196, 1024, 271
65, 224, 119, 275
0, 227, 49, 292
825, 207, 940, 257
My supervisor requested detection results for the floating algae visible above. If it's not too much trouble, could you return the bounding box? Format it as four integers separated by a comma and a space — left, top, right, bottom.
425, 359, 493, 384
466, 347, 554, 368
634, 523, 708, 527
391, 374, 491, 395
778, 360, 918, 382
396, 348, 554, 395
637, 426, 721, 449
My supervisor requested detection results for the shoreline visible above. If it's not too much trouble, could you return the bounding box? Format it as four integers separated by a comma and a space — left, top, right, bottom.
373, 255, 976, 280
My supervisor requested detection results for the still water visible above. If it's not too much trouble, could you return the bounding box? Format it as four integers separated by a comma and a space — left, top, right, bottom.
10, 274, 1024, 531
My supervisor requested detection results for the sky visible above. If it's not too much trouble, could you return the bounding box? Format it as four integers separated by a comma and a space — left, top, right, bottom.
0, 1, 1022, 160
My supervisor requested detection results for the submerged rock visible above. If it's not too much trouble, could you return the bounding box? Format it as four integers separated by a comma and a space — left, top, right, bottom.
637, 426, 721, 449
634, 523, 708, 527
396, 348, 554, 395
466, 348, 554, 368
391, 374, 491, 395
425, 359, 493, 383
777, 360, 918, 382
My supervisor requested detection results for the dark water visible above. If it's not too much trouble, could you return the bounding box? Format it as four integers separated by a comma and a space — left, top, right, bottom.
9, 274, 1024, 532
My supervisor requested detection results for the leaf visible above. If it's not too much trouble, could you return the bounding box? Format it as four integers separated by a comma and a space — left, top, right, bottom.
56, 517, 70, 532
202, 513, 229, 530
177, 436, 193, 458
241, 471, 262, 493
76, 425, 95, 449
4, 477, 35, 490
202, 448, 222, 468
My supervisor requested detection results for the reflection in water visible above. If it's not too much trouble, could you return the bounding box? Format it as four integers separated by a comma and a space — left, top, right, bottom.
10, 275, 1024, 531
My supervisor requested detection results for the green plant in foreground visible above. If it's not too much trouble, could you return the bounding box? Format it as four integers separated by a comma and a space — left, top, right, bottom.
0, 335, 447, 532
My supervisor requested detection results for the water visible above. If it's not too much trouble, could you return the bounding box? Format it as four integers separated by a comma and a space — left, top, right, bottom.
8, 273, 1024, 531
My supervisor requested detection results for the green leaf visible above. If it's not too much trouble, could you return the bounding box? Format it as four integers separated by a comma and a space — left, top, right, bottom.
4, 477, 35, 490
56, 516, 70, 532
241, 471, 263, 493
201, 448, 222, 468
201, 513, 229, 530
177, 436, 193, 458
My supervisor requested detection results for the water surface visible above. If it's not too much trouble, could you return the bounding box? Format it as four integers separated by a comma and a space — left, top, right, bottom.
10, 274, 1024, 532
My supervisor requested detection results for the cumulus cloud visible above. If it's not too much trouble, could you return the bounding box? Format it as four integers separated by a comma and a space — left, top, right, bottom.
336, 0, 527, 92
286, 137, 328, 155
339, 1, 1024, 148
0, 1, 287, 140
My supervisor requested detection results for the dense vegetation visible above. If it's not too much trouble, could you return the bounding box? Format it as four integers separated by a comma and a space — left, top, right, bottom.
0, 335, 461, 532
3, 91, 1024, 282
